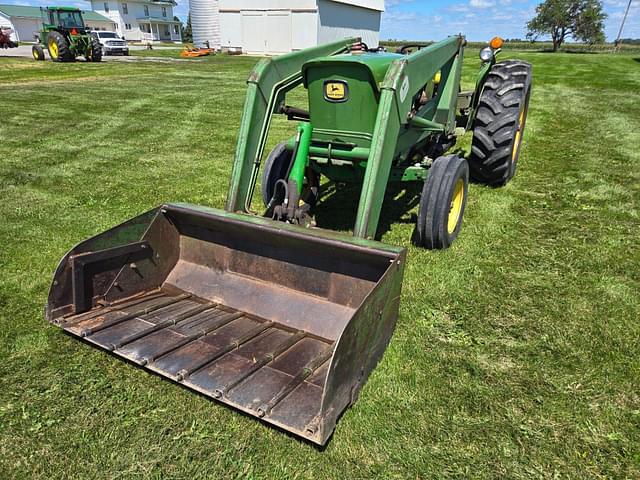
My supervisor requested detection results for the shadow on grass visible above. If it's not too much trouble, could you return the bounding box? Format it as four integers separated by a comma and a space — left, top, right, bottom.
634, 58, 640, 63
314, 181, 422, 241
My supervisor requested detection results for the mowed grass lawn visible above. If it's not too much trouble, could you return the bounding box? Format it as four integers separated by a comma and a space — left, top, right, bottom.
0, 51, 639, 478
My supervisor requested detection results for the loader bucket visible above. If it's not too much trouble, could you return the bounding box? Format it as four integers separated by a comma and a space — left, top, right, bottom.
46, 203, 405, 445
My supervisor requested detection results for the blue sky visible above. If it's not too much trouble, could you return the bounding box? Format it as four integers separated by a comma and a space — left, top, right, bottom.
381, 0, 639, 41
3, 0, 639, 41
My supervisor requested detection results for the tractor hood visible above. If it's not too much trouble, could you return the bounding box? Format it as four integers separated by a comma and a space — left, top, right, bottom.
302, 52, 403, 91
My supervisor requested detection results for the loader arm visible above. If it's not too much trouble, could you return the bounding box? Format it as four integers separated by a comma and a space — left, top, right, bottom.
354, 35, 465, 239
225, 37, 359, 214
465, 52, 498, 131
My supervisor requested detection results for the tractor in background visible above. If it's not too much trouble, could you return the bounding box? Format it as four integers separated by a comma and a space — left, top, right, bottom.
32, 7, 101, 62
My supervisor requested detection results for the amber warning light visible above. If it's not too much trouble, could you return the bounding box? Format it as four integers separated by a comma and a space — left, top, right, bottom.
490, 36, 504, 49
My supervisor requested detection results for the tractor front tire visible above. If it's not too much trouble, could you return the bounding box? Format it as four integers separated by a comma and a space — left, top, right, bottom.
87, 37, 102, 62
47, 31, 72, 62
262, 142, 291, 207
261, 142, 319, 209
32, 45, 45, 61
469, 60, 532, 186
414, 155, 469, 249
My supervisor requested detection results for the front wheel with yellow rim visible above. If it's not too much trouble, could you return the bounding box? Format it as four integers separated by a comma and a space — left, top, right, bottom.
46, 31, 72, 62
32, 44, 45, 61
414, 155, 469, 249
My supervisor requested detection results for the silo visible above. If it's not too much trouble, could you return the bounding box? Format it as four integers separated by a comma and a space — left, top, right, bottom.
189, 0, 220, 48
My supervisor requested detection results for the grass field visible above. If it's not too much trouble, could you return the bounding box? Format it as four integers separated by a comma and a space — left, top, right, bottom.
1, 51, 639, 478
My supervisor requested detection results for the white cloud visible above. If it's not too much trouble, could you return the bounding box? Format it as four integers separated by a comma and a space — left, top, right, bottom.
469, 0, 495, 7
385, 0, 415, 6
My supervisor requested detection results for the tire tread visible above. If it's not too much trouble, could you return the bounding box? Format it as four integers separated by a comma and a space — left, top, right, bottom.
469, 60, 532, 186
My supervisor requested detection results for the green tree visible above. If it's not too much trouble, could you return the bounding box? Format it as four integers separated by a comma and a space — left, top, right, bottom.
526, 0, 607, 51
183, 13, 193, 43
173, 15, 192, 43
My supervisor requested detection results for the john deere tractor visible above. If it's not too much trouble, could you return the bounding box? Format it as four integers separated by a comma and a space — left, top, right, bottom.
32, 7, 101, 62
45, 36, 532, 445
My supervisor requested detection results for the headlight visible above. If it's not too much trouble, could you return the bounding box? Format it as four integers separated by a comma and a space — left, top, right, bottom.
479, 47, 493, 62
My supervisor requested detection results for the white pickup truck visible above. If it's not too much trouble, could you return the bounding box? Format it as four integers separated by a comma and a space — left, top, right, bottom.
91, 31, 129, 56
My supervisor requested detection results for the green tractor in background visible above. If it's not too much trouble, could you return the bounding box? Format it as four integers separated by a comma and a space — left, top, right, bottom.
32, 7, 101, 62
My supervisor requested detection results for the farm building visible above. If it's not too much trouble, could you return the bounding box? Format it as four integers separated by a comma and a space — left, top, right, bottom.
88, 0, 182, 42
0, 4, 115, 42
189, 0, 384, 54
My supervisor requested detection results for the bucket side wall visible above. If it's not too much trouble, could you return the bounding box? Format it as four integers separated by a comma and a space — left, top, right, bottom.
46, 207, 179, 321
314, 248, 406, 444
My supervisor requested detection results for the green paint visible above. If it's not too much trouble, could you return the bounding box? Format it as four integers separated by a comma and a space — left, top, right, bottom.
390, 165, 429, 182
36, 7, 94, 60
226, 35, 496, 239
286, 139, 371, 163
303, 52, 404, 87
305, 63, 380, 145
409, 115, 446, 132
225, 37, 358, 213
434, 49, 464, 129
289, 122, 313, 195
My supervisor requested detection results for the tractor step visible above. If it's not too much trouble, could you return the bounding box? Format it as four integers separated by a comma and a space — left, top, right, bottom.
60, 289, 333, 432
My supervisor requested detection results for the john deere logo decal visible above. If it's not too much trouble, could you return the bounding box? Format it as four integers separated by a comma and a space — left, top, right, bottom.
324, 80, 348, 102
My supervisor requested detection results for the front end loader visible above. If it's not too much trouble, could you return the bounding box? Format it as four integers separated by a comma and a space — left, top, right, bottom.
32, 7, 101, 62
46, 36, 531, 445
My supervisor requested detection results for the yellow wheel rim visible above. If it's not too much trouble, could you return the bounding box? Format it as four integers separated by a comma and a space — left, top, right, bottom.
512, 107, 525, 162
447, 178, 464, 234
49, 40, 58, 58
32, 49, 38, 60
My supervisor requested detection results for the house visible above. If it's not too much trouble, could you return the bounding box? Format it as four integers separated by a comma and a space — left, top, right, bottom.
0, 4, 115, 42
189, 0, 384, 54
88, 0, 182, 42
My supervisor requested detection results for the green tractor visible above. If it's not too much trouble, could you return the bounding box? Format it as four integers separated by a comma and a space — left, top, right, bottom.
228, 35, 533, 247
32, 7, 101, 62
45, 36, 532, 445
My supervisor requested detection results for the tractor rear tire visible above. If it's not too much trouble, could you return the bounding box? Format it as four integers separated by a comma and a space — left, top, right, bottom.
32, 45, 45, 61
88, 37, 102, 62
47, 31, 72, 62
414, 155, 469, 249
261, 142, 319, 209
469, 60, 532, 186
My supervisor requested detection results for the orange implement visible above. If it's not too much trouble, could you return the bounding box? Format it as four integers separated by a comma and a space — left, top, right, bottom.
180, 46, 214, 58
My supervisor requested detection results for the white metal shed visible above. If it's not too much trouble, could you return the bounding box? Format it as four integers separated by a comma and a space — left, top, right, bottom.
190, 0, 383, 54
